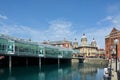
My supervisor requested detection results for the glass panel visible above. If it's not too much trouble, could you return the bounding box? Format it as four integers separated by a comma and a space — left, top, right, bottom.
0, 38, 8, 53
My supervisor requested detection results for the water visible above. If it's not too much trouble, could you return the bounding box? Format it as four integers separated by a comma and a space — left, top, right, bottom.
0, 63, 106, 80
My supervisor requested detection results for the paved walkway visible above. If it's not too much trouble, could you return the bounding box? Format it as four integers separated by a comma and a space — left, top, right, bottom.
118, 71, 120, 80
111, 61, 120, 80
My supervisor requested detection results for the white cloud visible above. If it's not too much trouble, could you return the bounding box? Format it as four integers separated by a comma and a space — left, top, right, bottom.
97, 16, 113, 24
0, 12, 113, 49
94, 3, 120, 48
107, 4, 120, 14
1, 13, 119, 49
0, 18, 111, 48
0, 21, 44, 41
111, 15, 120, 27
98, 14, 120, 28
85, 26, 113, 48
98, 4, 120, 24
0, 14, 8, 20
103, 15, 120, 26
0, 19, 76, 42
45, 19, 75, 41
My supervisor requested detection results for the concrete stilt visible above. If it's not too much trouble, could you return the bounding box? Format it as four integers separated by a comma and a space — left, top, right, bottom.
9, 56, 12, 68
26, 57, 28, 66
58, 58, 60, 68
9, 65, 12, 75
39, 57, 41, 68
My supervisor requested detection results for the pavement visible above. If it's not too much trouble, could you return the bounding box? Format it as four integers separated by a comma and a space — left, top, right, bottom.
118, 71, 120, 80
111, 61, 120, 80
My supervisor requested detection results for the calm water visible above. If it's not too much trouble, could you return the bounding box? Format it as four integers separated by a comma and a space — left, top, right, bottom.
0, 63, 106, 80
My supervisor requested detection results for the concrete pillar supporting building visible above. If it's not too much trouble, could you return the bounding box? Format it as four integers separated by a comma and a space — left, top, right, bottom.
39, 57, 41, 68
26, 57, 28, 66
9, 56, 12, 68
58, 58, 60, 67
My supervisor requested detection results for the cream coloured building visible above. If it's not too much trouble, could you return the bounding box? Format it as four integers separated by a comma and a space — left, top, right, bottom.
73, 34, 98, 57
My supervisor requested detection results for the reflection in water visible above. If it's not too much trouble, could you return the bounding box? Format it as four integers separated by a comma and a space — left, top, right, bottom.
0, 63, 107, 80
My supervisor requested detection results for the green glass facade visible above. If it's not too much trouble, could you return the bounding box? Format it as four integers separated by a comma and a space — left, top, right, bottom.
0, 38, 8, 53
0, 35, 73, 58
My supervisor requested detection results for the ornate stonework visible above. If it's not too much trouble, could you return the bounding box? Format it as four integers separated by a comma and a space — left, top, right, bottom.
74, 34, 98, 57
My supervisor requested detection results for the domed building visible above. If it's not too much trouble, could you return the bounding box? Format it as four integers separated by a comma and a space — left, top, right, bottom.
73, 34, 98, 57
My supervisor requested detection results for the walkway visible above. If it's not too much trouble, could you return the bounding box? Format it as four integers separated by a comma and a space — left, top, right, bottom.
111, 61, 120, 80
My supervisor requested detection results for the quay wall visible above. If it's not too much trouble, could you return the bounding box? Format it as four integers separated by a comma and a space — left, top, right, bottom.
71, 59, 79, 63
84, 58, 109, 65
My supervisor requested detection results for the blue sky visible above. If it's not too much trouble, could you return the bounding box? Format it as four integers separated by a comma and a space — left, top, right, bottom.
0, 0, 120, 48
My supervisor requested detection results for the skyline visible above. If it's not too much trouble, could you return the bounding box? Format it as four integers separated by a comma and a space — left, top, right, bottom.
0, 0, 120, 48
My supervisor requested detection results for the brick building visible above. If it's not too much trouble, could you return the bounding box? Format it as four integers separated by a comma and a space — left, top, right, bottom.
105, 27, 120, 59
42, 38, 73, 48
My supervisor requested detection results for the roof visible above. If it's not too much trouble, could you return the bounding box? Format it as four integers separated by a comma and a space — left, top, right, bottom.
74, 44, 98, 49
110, 27, 119, 34
105, 27, 120, 39
48, 40, 72, 45
0, 34, 75, 51
0, 34, 41, 46
98, 49, 105, 51
105, 35, 110, 39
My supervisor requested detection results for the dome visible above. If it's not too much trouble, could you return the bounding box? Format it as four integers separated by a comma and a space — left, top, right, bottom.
92, 38, 95, 42
73, 38, 78, 48
81, 34, 87, 45
91, 38, 97, 47
81, 34, 87, 41
73, 38, 78, 44
81, 33, 87, 39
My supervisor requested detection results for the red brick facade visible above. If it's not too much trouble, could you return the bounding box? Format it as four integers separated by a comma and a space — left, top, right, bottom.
105, 28, 120, 58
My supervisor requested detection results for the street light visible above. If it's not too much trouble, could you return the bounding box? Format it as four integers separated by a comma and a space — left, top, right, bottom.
114, 39, 119, 72
110, 46, 113, 63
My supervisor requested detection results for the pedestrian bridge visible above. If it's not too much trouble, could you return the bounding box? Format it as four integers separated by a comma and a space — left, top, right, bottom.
0, 34, 84, 67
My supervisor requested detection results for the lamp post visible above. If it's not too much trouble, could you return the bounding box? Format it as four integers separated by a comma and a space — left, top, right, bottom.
110, 46, 113, 63
114, 39, 119, 72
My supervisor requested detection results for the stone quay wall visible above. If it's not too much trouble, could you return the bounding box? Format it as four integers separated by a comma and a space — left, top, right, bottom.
84, 58, 109, 65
